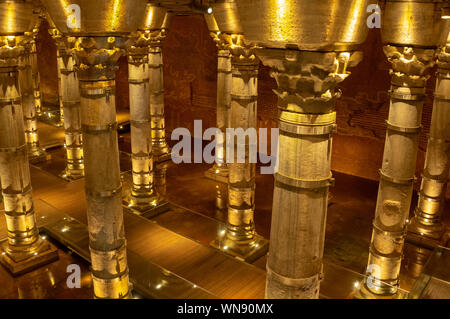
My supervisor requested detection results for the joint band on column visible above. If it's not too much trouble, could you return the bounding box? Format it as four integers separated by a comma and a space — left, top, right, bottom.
0, 144, 27, 153
218, 68, 232, 74
379, 169, 415, 185
275, 173, 334, 191
62, 101, 80, 107
385, 121, 422, 134
82, 123, 118, 134
372, 219, 406, 237
230, 94, 258, 102
279, 120, 336, 137
266, 266, 322, 287
130, 119, 151, 126
390, 91, 425, 101
80, 87, 116, 99
128, 78, 149, 84
85, 185, 122, 198
0, 97, 21, 107
434, 94, 450, 102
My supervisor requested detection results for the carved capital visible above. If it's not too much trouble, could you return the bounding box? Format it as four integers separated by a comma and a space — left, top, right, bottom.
126, 31, 151, 65
257, 48, 362, 113
437, 42, 450, 74
73, 36, 127, 81
147, 29, 167, 48
383, 45, 436, 87
218, 33, 259, 68
0, 36, 25, 68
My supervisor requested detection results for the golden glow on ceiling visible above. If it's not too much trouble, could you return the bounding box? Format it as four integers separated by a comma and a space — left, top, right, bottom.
341, 0, 365, 43
145, 7, 154, 29
398, 2, 414, 43
6, 2, 15, 34
268, 0, 293, 42
111, 0, 121, 30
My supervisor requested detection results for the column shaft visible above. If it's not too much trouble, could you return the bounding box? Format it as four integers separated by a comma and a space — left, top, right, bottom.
258, 49, 355, 299
18, 38, 44, 158
0, 35, 57, 274
30, 33, 42, 116
226, 56, 258, 249
74, 36, 130, 299
364, 46, 436, 296
214, 49, 231, 173
411, 41, 450, 239
0, 67, 40, 254
149, 45, 170, 159
59, 48, 84, 179
128, 52, 156, 202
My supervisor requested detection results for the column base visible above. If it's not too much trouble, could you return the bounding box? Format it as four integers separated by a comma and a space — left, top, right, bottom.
204, 165, 229, 184
407, 216, 445, 242
123, 194, 170, 219
0, 239, 59, 276
59, 168, 85, 182
153, 146, 172, 163
210, 234, 268, 263
28, 148, 51, 164
38, 109, 64, 128
352, 283, 404, 299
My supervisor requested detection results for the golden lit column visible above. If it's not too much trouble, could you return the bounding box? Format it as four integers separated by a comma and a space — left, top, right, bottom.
74, 36, 130, 299
30, 24, 42, 117
211, 32, 268, 262
409, 33, 450, 241
42, 0, 150, 299
359, 0, 447, 298
204, 14, 231, 182
52, 32, 84, 180
0, 2, 58, 275
124, 28, 168, 216
233, 0, 372, 298
258, 49, 358, 299
19, 33, 48, 162
148, 18, 171, 163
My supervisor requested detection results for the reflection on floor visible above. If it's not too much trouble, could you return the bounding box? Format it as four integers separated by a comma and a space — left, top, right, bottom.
0, 123, 449, 299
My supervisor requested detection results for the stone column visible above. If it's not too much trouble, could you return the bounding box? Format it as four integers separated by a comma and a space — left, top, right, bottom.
360, 46, 436, 298
204, 15, 232, 182
409, 36, 450, 240
30, 26, 42, 117
18, 34, 48, 162
0, 35, 58, 276
124, 31, 168, 216
211, 34, 267, 262
257, 49, 357, 299
53, 33, 84, 180
74, 36, 130, 299
148, 30, 171, 162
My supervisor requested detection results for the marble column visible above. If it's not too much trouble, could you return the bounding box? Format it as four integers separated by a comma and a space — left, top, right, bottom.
148, 25, 171, 163
409, 34, 450, 240
74, 37, 130, 299
0, 34, 58, 276
53, 33, 84, 180
258, 49, 358, 299
18, 33, 48, 162
124, 30, 168, 216
212, 33, 268, 262
204, 15, 231, 182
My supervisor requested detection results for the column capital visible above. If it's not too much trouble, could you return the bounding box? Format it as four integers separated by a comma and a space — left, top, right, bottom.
127, 31, 151, 65
73, 36, 127, 81
218, 33, 259, 68
383, 45, 437, 87
257, 49, 363, 113
0, 36, 25, 68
